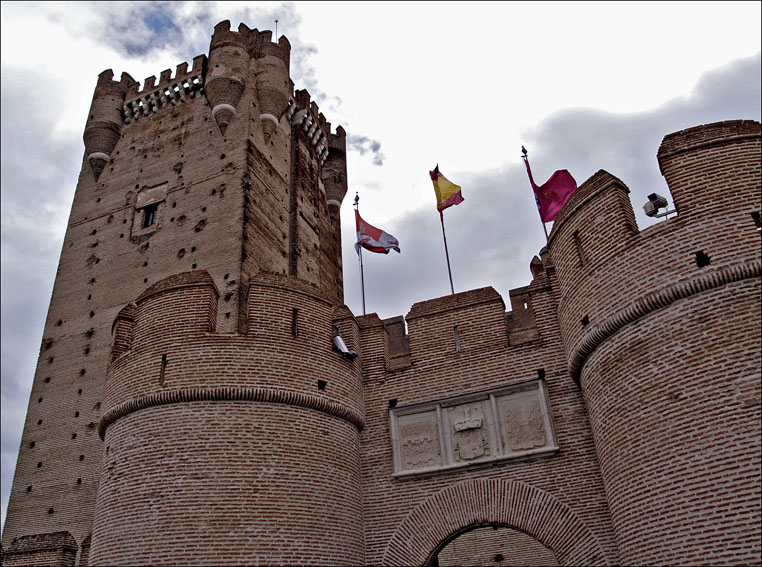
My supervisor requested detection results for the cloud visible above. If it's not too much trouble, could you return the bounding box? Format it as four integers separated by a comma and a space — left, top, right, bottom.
340, 53, 762, 322
347, 134, 386, 166
1, 74, 80, 533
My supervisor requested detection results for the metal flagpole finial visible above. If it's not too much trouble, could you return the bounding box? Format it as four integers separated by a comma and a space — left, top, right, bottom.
354, 192, 359, 209
522, 145, 528, 160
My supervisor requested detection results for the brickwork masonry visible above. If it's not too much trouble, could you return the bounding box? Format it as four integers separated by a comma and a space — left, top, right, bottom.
1, 17, 760, 566
91, 271, 365, 564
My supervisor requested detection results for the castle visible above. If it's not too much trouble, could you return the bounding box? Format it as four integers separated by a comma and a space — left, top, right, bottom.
1, 21, 760, 566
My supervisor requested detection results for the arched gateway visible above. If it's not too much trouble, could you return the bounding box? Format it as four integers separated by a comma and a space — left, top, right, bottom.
382, 479, 607, 566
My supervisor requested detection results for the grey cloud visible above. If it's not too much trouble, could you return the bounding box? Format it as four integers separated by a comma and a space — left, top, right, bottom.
522, 53, 761, 230
1, 76, 80, 532
59, 2, 313, 86
347, 135, 386, 166
90, 2, 187, 57
341, 53, 761, 322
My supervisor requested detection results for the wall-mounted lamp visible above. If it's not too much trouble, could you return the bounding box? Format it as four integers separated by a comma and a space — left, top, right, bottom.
643, 193, 676, 218
333, 328, 358, 361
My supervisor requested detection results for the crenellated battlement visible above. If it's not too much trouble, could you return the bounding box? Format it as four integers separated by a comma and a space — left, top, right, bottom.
122, 55, 206, 124
93, 20, 344, 168
353, 277, 550, 379
95, 68, 137, 91
209, 20, 291, 65
125, 55, 206, 99
547, 120, 761, 387
103, 270, 364, 435
656, 119, 761, 217
657, 119, 761, 170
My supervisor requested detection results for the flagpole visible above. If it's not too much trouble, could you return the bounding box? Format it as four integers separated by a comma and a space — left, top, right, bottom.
359, 246, 366, 315
439, 211, 455, 295
354, 193, 367, 315
522, 149, 549, 243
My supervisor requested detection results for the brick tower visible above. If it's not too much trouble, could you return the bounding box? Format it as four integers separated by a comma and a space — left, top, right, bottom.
2, 20, 360, 565
547, 120, 762, 565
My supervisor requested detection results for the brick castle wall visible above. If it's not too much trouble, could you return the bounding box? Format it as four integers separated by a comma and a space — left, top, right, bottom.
357, 275, 620, 565
90, 272, 365, 564
1, 16, 760, 567
548, 120, 761, 565
1, 20, 348, 562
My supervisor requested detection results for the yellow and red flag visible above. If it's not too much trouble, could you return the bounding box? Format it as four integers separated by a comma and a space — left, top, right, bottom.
429, 165, 464, 213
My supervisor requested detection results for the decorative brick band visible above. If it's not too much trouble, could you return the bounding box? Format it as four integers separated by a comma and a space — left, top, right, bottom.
569, 260, 761, 384
99, 386, 365, 438
4, 531, 78, 555
382, 478, 607, 566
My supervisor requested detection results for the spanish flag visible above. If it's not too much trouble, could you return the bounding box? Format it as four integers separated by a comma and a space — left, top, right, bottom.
429, 165, 464, 213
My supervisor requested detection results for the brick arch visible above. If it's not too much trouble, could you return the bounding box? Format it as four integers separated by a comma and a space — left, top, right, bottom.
382, 479, 607, 566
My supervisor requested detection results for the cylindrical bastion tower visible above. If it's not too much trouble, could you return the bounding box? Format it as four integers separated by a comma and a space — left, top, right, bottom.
89, 271, 365, 565
549, 120, 761, 566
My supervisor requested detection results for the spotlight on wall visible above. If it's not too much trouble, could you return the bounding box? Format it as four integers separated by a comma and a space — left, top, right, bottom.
333, 330, 358, 361
643, 193, 676, 218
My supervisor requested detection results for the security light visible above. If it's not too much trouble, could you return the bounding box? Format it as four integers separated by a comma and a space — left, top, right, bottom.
643, 193, 675, 218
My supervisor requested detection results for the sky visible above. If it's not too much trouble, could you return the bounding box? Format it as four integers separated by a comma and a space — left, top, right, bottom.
1, 1, 760, 532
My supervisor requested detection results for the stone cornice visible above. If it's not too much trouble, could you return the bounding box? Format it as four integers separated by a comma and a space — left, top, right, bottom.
570, 260, 762, 385
99, 386, 365, 438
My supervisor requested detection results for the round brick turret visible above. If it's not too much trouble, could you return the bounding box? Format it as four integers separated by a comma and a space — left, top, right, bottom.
253, 31, 291, 140
658, 119, 761, 217
205, 20, 251, 134
548, 121, 761, 565
323, 126, 348, 215
83, 69, 134, 180
91, 271, 365, 565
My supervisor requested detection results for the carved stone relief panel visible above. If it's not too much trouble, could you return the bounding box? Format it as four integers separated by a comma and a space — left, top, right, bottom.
389, 380, 558, 476
396, 411, 441, 471
446, 402, 492, 463
498, 391, 548, 452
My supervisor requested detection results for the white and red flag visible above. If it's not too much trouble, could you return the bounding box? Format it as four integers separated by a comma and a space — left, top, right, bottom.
355, 209, 400, 254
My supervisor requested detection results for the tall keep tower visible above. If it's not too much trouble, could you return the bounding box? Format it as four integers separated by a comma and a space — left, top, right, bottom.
2, 21, 359, 565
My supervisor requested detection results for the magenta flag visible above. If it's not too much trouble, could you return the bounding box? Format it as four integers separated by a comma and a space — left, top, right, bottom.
523, 158, 577, 223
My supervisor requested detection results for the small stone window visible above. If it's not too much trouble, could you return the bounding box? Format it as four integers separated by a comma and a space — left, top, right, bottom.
142, 203, 159, 228
132, 183, 167, 236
